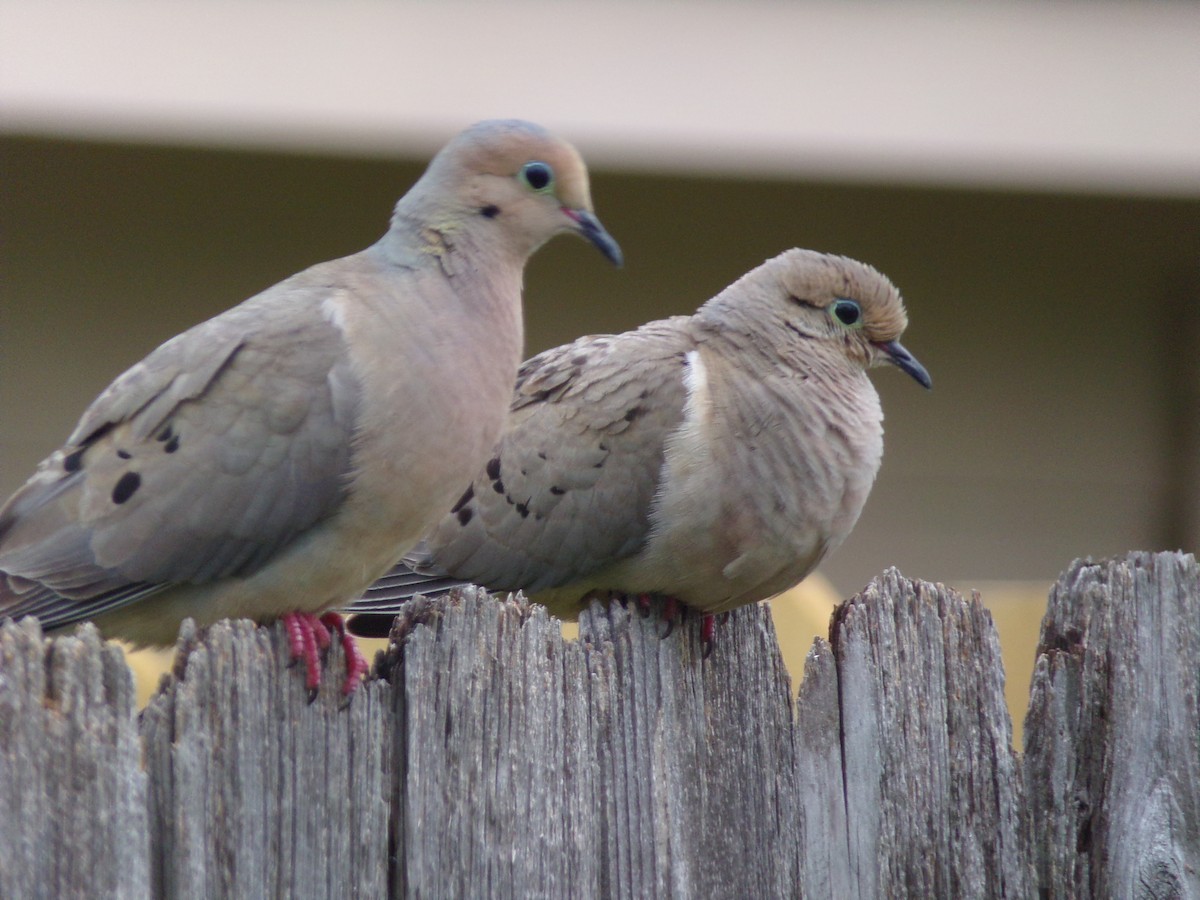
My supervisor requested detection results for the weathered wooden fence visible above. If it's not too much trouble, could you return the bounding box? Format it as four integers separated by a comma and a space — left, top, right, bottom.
0, 551, 1197, 898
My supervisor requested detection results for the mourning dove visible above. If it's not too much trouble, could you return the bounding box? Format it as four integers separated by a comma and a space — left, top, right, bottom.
0, 119, 621, 694
346, 249, 930, 645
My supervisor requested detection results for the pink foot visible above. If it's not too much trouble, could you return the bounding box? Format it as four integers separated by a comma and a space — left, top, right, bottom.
320, 611, 370, 696
283, 611, 328, 699
282, 611, 367, 700
660, 596, 680, 639
700, 613, 716, 659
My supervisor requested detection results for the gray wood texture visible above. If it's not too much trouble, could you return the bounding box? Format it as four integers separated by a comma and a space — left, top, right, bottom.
140, 619, 393, 899
0, 619, 148, 900
0, 553, 1195, 898
816, 569, 1032, 898
1024, 552, 1200, 899
383, 587, 799, 898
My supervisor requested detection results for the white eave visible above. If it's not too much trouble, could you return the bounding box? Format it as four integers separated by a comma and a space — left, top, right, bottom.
2, 0, 1198, 196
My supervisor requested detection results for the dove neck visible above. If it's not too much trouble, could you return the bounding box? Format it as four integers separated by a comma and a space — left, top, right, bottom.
383, 198, 536, 276
369, 203, 526, 361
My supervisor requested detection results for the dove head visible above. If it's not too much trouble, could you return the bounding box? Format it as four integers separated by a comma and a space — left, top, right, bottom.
395, 119, 622, 267
702, 249, 931, 388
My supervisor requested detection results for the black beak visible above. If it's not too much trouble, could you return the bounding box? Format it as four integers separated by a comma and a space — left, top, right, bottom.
874, 339, 932, 389
563, 208, 623, 267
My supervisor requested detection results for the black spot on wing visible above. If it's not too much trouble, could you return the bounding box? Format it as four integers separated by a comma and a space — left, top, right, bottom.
486, 457, 504, 494
117, 449, 131, 460
63, 448, 85, 473
112, 472, 141, 505
550, 486, 565, 495
515, 501, 529, 518
624, 406, 642, 422
451, 484, 476, 526
480, 204, 500, 218
450, 484, 474, 513
156, 424, 173, 442
164, 436, 180, 454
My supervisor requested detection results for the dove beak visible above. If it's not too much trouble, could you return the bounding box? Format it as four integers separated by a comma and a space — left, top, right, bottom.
874, 339, 932, 389
562, 207, 623, 267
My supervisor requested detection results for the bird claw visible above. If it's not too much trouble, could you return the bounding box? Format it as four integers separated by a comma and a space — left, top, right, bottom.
321, 612, 370, 696
659, 596, 680, 639
283, 611, 324, 696
282, 611, 368, 700
700, 613, 716, 660
310, 614, 333, 651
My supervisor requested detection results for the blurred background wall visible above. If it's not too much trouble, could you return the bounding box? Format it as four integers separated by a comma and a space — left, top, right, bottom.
3, 2, 1199, 729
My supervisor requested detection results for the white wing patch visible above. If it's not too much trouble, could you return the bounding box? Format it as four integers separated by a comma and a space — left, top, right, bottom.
674, 350, 713, 471
321, 296, 350, 334
624, 349, 725, 595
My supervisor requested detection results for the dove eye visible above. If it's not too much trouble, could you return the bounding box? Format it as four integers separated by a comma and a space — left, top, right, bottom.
832, 299, 863, 328
519, 161, 555, 193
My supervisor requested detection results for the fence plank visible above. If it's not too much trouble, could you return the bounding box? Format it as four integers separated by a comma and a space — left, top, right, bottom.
0, 619, 149, 899
1023, 552, 1200, 898
379, 587, 800, 899
813, 569, 1032, 898
381, 591, 604, 898
139, 619, 393, 899
794, 637, 853, 898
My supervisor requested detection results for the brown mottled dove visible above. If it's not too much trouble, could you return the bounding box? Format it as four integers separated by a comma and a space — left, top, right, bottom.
347, 248, 929, 646
0, 119, 621, 694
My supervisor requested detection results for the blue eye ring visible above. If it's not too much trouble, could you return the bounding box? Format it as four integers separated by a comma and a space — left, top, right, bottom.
519, 161, 555, 193
832, 298, 863, 328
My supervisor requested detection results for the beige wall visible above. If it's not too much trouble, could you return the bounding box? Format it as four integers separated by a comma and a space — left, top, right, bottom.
3, 135, 1199, 597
